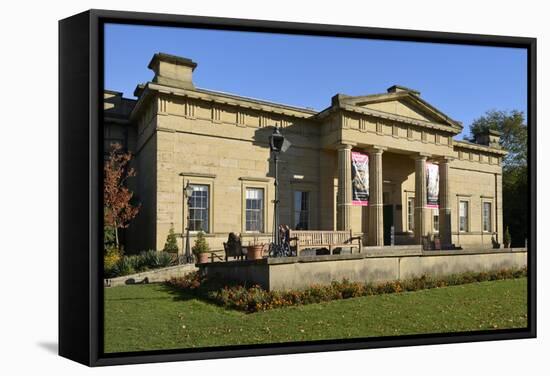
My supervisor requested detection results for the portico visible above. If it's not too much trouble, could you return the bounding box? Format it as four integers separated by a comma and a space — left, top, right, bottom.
334, 141, 455, 248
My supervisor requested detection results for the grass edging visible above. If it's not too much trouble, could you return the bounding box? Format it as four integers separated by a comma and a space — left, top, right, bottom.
166, 267, 527, 313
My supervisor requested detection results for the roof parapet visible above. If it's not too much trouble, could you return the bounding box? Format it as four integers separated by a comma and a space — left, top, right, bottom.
331, 93, 350, 106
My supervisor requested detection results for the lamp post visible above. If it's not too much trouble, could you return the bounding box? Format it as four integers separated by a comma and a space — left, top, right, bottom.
268, 126, 290, 257
184, 182, 195, 264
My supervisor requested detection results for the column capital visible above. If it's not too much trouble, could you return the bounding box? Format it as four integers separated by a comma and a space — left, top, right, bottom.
337, 143, 355, 150
434, 155, 455, 163
365, 145, 387, 154
411, 152, 431, 161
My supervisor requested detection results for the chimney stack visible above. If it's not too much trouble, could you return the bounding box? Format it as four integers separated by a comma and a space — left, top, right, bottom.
473, 129, 501, 148
148, 53, 197, 89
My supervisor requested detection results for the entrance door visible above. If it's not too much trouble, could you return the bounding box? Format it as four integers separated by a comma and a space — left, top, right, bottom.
383, 205, 394, 245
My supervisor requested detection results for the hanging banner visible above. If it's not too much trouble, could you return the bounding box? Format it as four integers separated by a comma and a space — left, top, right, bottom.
426, 162, 439, 208
352, 151, 369, 206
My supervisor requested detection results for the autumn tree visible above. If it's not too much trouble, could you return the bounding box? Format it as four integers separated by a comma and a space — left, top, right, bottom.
104, 143, 141, 249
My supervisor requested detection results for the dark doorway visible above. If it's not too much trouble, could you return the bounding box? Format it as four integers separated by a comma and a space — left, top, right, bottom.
383, 205, 394, 245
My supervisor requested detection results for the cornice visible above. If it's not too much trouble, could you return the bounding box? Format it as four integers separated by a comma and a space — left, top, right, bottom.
133, 82, 317, 121
336, 104, 461, 134
453, 140, 508, 156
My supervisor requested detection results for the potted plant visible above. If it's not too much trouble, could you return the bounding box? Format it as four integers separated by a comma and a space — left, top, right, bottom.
503, 226, 511, 249
192, 231, 210, 264
246, 234, 265, 260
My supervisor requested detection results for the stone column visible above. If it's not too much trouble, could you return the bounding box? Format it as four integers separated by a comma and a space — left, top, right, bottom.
438, 157, 453, 249
337, 144, 353, 231
495, 173, 504, 247
414, 154, 430, 244
367, 147, 384, 246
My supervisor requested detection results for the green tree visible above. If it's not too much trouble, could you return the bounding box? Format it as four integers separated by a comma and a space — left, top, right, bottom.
469, 109, 527, 169
502, 164, 528, 247
163, 224, 179, 253
469, 110, 528, 247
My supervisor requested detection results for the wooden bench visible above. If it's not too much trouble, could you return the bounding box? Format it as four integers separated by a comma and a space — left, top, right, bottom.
208, 250, 225, 262
289, 230, 362, 256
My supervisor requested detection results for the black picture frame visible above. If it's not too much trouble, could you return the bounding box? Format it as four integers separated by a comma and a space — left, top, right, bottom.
59, 9, 537, 367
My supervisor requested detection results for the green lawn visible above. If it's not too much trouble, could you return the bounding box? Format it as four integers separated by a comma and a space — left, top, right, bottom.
104, 278, 527, 353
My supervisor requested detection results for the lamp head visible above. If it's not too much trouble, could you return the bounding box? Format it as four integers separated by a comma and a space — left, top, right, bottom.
269, 126, 285, 153
184, 183, 194, 198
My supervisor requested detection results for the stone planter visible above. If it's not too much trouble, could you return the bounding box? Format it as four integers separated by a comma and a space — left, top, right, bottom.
246, 245, 264, 260
197, 253, 209, 264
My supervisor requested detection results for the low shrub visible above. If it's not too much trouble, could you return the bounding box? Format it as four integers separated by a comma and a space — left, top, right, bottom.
332, 279, 366, 299
139, 250, 176, 270
105, 250, 178, 278
104, 246, 123, 278
168, 271, 204, 290
158, 251, 177, 268
114, 256, 136, 277
166, 267, 527, 313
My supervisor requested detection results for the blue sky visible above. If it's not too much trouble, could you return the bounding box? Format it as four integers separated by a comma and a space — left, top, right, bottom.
105, 23, 527, 138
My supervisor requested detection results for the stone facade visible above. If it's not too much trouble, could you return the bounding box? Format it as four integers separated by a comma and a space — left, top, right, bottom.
104, 53, 507, 253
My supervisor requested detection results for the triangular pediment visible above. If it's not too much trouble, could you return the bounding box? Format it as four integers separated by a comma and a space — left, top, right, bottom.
361, 98, 436, 122
335, 88, 462, 131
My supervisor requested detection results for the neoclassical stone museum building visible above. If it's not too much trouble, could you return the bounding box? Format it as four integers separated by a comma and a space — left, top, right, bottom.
104, 53, 507, 253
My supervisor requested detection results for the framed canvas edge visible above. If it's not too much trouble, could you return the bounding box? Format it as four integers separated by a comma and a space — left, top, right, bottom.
527, 35, 537, 341
59, 8, 537, 367
59, 9, 93, 366
91, 330, 535, 366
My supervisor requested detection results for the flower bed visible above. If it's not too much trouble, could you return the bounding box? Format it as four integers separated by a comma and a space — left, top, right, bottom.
166, 267, 527, 313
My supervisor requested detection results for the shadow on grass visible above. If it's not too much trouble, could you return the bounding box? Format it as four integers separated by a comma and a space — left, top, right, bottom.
106, 296, 172, 302
160, 275, 244, 309
160, 284, 201, 302
160, 281, 222, 305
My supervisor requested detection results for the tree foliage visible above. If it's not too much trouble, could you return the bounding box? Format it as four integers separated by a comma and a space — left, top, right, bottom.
104, 225, 116, 250
469, 109, 527, 169
104, 143, 141, 248
469, 110, 528, 247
